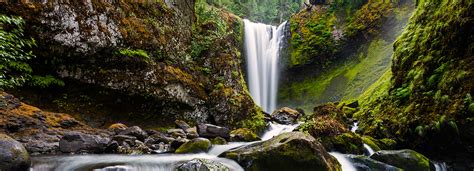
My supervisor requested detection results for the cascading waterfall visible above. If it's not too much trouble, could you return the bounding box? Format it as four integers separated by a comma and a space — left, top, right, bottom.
243, 19, 287, 113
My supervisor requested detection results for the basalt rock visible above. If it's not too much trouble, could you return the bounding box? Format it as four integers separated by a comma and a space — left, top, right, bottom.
59, 132, 109, 154
370, 149, 431, 171
221, 132, 340, 170
345, 154, 402, 171
0, 134, 30, 171
271, 107, 301, 124
118, 126, 148, 141
229, 128, 261, 142
176, 158, 230, 171
175, 138, 211, 154
197, 124, 230, 139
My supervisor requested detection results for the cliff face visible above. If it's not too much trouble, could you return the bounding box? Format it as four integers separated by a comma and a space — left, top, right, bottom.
356, 0, 474, 163
279, 0, 415, 111
1, 0, 264, 131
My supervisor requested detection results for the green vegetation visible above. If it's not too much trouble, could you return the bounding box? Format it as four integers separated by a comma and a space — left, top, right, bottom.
206, 0, 304, 24
114, 49, 150, 61
355, 0, 474, 152
0, 15, 36, 88
0, 15, 63, 89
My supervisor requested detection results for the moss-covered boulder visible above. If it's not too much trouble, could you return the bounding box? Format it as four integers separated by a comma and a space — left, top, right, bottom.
0, 134, 30, 171
175, 138, 211, 154
345, 154, 402, 171
176, 158, 230, 171
229, 128, 261, 142
320, 132, 364, 154
271, 107, 301, 124
362, 136, 397, 151
220, 132, 341, 171
370, 149, 430, 171
210, 137, 227, 145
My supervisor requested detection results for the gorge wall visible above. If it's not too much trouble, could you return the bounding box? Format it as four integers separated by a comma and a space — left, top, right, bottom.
279, 0, 415, 111
0, 0, 265, 131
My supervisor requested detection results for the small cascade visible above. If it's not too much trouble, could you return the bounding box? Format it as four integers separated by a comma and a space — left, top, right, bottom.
329, 152, 357, 171
363, 144, 375, 156
243, 19, 287, 113
433, 162, 448, 171
30, 122, 300, 171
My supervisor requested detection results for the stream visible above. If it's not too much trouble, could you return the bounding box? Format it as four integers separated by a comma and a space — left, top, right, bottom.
29, 123, 300, 171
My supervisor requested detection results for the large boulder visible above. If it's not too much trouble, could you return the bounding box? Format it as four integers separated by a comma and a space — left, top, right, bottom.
175, 120, 192, 130
320, 132, 364, 154
229, 128, 261, 142
118, 126, 148, 141
175, 138, 211, 154
220, 132, 340, 170
271, 107, 301, 124
59, 132, 109, 153
370, 149, 431, 171
176, 158, 230, 171
197, 124, 230, 139
0, 134, 30, 171
345, 154, 402, 171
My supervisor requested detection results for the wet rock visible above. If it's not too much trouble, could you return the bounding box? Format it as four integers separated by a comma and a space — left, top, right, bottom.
210, 137, 227, 145
150, 142, 172, 154
229, 128, 261, 142
168, 129, 187, 138
175, 120, 191, 130
104, 141, 119, 153
171, 137, 190, 150
370, 149, 431, 171
112, 135, 137, 144
271, 107, 301, 124
59, 119, 79, 128
197, 124, 230, 139
107, 123, 128, 134
118, 126, 148, 141
175, 138, 211, 154
176, 158, 230, 171
185, 127, 199, 139
59, 132, 109, 153
345, 154, 402, 171
144, 132, 175, 145
0, 134, 30, 171
221, 132, 340, 170
320, 132, 364, 154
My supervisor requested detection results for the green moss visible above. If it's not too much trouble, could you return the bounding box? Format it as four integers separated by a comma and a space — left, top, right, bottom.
361, 136, 382, 151
230, 128, 260, 142
114, 49, 150, 61
211, 137, 227, 145
175, 138, 211, 154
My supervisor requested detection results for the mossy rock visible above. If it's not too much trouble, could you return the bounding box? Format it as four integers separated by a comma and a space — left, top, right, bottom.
176, 158, 230, 171
361, 136, 382, 151
175, 138, 211, 154
0, 134, 30, 171
321, 132, 364, 155
370, 149, 430, 171
229, 128, 261, 142
345, 154, 402, 171
210, 137, 227, 145
220, 132, 341, 171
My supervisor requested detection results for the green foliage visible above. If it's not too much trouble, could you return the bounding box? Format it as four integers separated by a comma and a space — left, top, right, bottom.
206, 0, 304, 24
191, 0, 232, 59
115, 49, 150, 61
0, 15, 36, 88
29, 75, 65, 88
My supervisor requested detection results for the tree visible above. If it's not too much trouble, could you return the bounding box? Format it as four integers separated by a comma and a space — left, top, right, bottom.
0, 15, 36, 88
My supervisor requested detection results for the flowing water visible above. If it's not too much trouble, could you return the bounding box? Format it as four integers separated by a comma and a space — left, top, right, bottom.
243, 19, 287, 113
30, 123, 300, 171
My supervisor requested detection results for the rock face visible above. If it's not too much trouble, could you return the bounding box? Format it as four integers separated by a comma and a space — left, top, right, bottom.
118, 126, 148, 141
229, 128, 260, 142
0, 0, 265, 132
59, 132, 109, 153
175, 138, 211, 154
176, 158, 230, 171
370, 150, 431, 171
271, 107, 301, 124
0, 134, 30, 171
221, 132, 340, 171
345, 154, 402, 171
197, 124, 230, 139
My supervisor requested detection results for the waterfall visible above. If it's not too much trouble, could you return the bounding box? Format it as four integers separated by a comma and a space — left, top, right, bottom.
243, 19, 287, 113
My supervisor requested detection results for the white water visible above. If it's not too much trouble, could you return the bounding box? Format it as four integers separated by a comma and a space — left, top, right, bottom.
30, 123, 299, 171
244, 19, 287, 113
329, 152, 357, 171
363, 144, 375, 156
